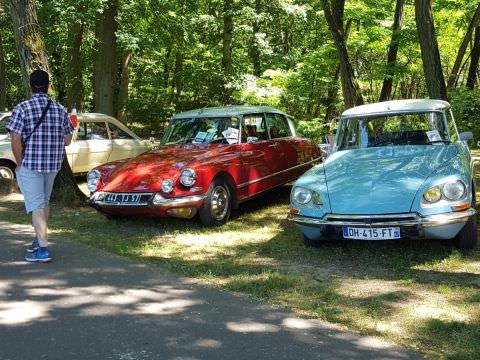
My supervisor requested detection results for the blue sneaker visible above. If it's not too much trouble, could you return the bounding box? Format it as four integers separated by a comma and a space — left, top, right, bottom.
25, 248, 52, 263
26, 239, 40, 253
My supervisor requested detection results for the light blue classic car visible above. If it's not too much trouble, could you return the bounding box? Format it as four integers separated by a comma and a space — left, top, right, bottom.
289, 99, 477, 249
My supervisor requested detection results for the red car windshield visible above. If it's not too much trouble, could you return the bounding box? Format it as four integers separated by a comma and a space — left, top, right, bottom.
161, 117, 240, 145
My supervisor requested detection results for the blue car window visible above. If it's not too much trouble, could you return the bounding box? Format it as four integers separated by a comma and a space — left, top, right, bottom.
337, 112, 450, 150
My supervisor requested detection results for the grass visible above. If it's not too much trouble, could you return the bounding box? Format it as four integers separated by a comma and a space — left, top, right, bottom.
1, 185, 479, 359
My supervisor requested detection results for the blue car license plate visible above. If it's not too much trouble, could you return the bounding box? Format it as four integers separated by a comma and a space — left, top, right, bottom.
342, 227, 400, 240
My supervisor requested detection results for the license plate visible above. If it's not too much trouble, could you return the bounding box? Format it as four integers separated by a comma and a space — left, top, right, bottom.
104, 193, 141, 204
342, 227, 401, 240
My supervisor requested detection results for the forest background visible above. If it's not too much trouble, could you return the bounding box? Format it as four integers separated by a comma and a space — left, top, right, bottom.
1, 0, 480, 144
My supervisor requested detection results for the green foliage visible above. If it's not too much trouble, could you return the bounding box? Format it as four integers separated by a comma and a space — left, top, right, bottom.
450, 87, 480, 147
295, 118, 332, 142
1, 0, 479, 137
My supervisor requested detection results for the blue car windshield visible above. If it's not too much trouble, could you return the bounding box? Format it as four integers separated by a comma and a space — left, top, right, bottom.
161, 116, 240, 145
336, 112, 451, 150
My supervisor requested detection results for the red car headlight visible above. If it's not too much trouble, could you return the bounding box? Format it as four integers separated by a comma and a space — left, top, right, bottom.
180, 169, 196, 187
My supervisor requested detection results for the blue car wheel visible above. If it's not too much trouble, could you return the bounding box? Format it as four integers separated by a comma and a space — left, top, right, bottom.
454, 214, 477, 250
303, 234, 322, 247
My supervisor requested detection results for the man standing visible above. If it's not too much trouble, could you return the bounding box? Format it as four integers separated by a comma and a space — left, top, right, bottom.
7, 69, 74, 263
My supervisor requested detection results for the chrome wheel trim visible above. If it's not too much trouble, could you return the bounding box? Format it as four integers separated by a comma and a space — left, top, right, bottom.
211, 185, 229, 221
0, 166, 14, 180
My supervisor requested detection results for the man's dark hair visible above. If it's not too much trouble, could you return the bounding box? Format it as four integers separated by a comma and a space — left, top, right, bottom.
30, 69, 50, 93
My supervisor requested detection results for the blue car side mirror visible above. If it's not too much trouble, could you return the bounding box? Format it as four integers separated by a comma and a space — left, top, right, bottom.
459, 132, 473, 141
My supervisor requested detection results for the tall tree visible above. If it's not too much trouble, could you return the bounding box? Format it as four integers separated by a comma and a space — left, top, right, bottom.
467, 25, 480, 89
447, 4, 480, 89
321, 0, 363, 108
8, 0, 84, 203
93, 0, 118, 116
222, 0, 234, 74
325, 19, 352, 121
222, 0, 234, 101
65, 21, 84, 110
414, 0, 447, 100
379, 0, 406, 102
249, 0, 262, 77
117, 52, 131, 123
8, 0, 49, 96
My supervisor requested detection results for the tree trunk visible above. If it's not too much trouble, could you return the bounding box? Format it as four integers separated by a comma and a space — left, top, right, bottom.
321, 0, 363, 108
8, 0, 85, 204
65, 21, 84, 111
162, 48, 171, 88
447, 3, 480, 89
379, 0, 406, 102
415, 0, 448, 100
50, 155, 85, 204
325, 19, 352, 122
222, 0, 233, 75
0, 30, 6, 111
8, 0, 50, 96
250, 0, 262, 77
117, 53, 131, 123
173, 51, 184, 103
467, 26, 480, 89
93, 0, 118, 116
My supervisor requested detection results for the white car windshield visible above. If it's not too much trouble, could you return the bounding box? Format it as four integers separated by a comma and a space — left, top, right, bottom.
0, 115, 9, 139
336, 112, 451, 150
161, 117, 240, 145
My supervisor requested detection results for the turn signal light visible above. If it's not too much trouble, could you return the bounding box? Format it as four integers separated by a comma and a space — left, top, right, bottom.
452, 202, 470, 212
289, 207, 300, 215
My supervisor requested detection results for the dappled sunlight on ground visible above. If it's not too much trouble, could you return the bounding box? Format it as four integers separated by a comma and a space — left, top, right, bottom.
1, 177, 480, 358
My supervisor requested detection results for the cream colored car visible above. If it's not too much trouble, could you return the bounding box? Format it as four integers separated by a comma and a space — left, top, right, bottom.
0, 112, 151, 179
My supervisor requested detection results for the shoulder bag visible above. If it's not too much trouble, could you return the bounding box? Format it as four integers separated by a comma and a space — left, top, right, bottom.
23, 99, 52, 146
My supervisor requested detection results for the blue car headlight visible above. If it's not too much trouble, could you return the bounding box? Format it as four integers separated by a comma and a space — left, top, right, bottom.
422, 180, 467, 205
292, 187, 323, 207
443, 180, 466, 201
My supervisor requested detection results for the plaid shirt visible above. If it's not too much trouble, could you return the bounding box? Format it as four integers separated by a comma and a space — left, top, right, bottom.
7, 93, 74, 172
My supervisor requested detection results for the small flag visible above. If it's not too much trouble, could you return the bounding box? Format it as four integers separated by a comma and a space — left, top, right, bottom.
70, 103, 78, 128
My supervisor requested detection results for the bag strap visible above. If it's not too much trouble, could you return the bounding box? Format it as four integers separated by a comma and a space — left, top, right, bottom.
23, 99, 52, 145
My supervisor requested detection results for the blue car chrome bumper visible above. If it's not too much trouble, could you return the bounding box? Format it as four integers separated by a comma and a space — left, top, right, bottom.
288, 208, 476, 240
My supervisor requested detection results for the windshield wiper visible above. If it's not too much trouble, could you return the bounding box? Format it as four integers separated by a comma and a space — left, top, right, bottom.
427, 139, 451, 144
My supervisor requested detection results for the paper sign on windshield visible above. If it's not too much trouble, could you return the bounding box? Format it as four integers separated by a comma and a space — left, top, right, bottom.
426, 130, 442, 142
222, 128, 239, 144
193, 131, 208, 143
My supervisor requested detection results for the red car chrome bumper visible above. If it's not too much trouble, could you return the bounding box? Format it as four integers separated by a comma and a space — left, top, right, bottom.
87, 191, 207, 218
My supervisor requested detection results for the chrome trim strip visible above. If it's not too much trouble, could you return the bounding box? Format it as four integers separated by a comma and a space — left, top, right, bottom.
237, 158, 321, 189
90, 191, 207, 208
288, 209, 476, 227
326, 213, 418, 220
151, 194, 207, 207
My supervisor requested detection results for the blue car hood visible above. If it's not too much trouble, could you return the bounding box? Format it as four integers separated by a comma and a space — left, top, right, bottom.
324, 145, 458, 214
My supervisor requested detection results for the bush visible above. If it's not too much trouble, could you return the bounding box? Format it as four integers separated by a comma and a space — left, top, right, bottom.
450, 87, 480, 148
295, 118, 337, 143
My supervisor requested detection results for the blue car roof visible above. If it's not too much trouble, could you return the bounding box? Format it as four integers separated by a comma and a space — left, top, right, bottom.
172, 106, 288, 119
342, 99, 450, 118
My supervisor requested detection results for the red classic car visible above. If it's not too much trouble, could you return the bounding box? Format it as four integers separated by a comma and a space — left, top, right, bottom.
87, 106, 322, 226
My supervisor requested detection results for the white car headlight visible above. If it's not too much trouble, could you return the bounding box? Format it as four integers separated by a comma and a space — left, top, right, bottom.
180, 168, 196, 187
443, 180, 466, 201
86, 170, 101, 193
292, 187, 312, 205
162, 179, 174, 193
